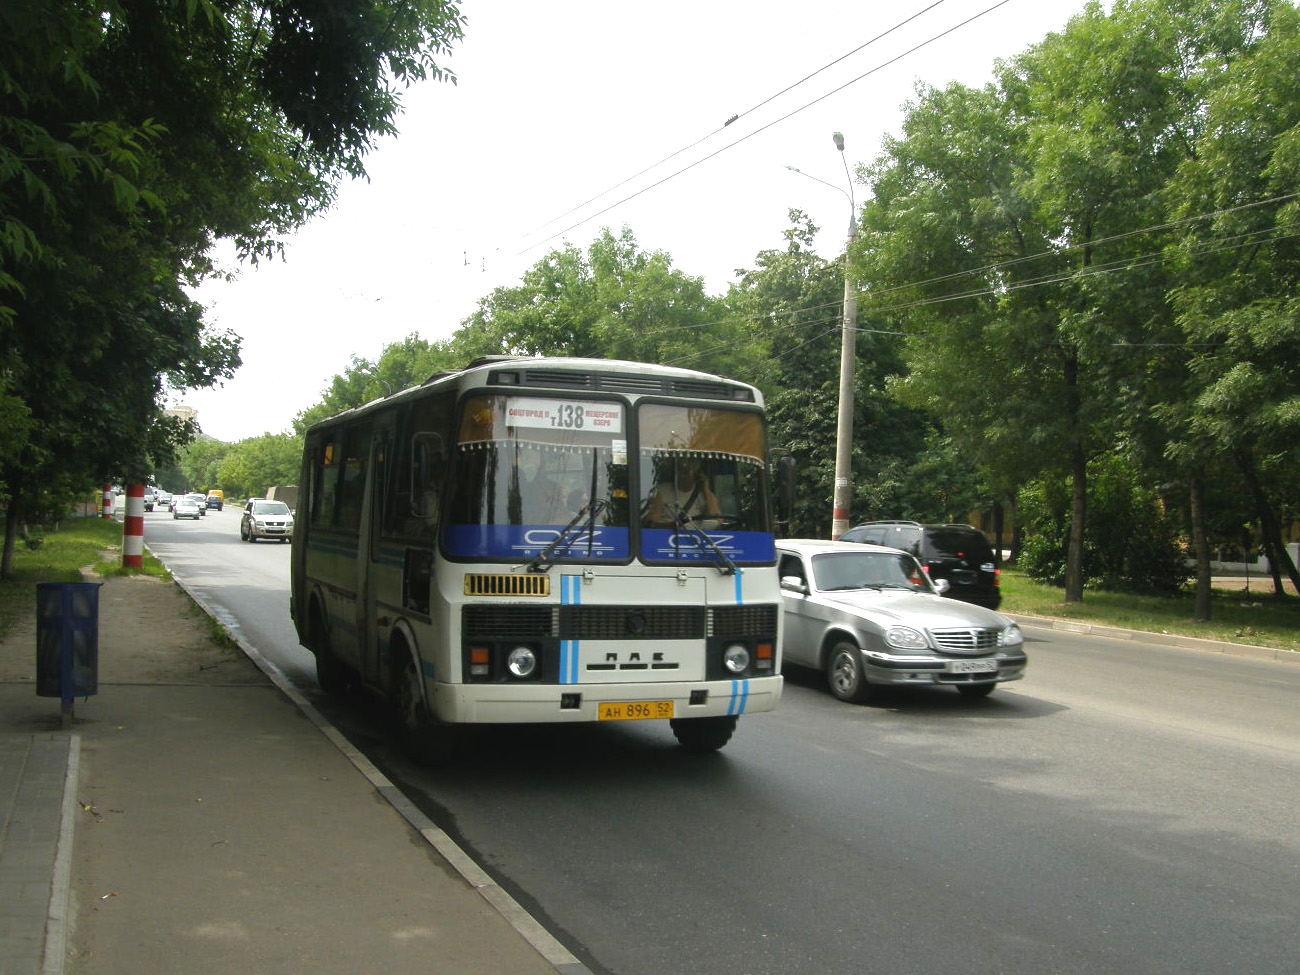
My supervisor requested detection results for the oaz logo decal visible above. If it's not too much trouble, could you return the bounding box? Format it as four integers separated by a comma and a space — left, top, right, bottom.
522, 528, 605, 547
663, 532, 736, 549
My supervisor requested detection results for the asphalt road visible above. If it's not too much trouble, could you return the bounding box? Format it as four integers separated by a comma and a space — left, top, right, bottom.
142, 509, 1300, 975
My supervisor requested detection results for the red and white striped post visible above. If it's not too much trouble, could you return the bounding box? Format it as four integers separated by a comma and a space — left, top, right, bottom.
101, 484, 113, 520
123, 483, 145, 569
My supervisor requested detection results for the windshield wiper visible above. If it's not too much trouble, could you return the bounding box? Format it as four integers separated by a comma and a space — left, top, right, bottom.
523, 498, 609, 573
665, 503, 737, 576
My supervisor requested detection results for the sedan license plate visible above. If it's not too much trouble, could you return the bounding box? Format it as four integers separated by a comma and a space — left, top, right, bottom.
598, 701, 675, 721
950, 658, 997, 674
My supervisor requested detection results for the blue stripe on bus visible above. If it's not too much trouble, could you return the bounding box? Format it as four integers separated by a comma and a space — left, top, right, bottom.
561, 575, 581, 685
734, 566, 744, 605
728, 680, 750, 716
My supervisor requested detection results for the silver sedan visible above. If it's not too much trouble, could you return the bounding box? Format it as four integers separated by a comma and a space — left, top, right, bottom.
777, 539, 1026, 702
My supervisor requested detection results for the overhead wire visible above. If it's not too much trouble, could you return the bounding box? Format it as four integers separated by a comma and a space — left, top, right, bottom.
518, 1, 951, 244
519, 0, 1014, 255
653, 196, 1300, 372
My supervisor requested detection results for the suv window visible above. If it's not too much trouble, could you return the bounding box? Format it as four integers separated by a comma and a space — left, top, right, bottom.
841, 521, 1001, 609
871, 524, 920, 555
923, 526, 994, 562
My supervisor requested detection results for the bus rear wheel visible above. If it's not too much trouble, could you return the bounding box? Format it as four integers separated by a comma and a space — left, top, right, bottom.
391, 650, 456, 764
310, 605, 348, 697
670, 715, 737, 753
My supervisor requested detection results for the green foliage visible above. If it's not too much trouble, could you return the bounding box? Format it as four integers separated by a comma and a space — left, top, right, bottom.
458, 228, 730, 373
0, 0, 464, 577
1019, 456, 1188, 593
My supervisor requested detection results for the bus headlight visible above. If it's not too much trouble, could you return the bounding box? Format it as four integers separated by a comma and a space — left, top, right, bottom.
506, 646, 538, 679
722, 644, 751, 674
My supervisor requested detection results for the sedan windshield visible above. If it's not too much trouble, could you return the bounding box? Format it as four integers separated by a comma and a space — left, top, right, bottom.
811, 551, 929, 592
253, 501, 291, 516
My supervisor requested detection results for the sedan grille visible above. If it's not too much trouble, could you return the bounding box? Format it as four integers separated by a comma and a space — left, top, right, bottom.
930, 627, 999, 654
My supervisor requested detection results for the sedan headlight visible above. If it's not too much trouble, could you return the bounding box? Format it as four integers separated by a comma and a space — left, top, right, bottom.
884, 625, 928, 651
999, 623, 1024, 647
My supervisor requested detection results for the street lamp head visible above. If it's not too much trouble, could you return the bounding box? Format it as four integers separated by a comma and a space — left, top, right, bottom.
832, 131, 845, 153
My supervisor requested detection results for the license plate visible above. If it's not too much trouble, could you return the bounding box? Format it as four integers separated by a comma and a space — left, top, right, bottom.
598, 701, 675, 721
950, 659, 997, 673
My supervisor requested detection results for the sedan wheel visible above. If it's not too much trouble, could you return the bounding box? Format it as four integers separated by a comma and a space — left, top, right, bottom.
827, 640, 874, 703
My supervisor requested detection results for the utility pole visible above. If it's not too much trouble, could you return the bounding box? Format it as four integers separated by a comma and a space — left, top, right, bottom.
830, 132, 857, 540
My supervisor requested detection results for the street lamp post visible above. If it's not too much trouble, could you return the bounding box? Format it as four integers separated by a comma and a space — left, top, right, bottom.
784, 133, 858, 539
831, 132, 857, 540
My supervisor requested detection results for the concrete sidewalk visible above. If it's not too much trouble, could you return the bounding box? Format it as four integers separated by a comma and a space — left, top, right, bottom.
0, 572, 584, 975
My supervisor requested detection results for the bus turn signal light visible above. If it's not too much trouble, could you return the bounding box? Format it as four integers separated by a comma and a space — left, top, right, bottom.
470, 646, 490, 677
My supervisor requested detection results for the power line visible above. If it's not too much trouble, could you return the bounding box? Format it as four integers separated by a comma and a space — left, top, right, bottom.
518, 1, 952, 244
520, 0, 1014, 255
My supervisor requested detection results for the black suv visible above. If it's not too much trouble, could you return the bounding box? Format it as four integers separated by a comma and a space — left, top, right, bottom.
839, 521, 1002, 609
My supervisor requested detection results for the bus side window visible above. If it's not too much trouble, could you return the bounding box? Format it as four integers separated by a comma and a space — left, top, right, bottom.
310, 438, 339, 529
336, 423, 370, 531
411, 433, 445, 528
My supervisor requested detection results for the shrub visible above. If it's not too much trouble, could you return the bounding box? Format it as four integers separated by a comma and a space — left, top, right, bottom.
1019, 456, 1188, 594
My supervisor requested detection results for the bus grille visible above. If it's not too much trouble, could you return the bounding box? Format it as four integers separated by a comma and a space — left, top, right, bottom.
930, 627, 999, 654
464, 574, 551, 597
462, 604, 777, 642
464, 605, 556, 638
710, 604, 778, 638
561, 606, 706, 640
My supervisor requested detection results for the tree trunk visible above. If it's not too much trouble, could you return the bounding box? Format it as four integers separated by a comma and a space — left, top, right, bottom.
1188, 468, 1211, 622
1234, 448, 1300, 597
1065, 445, 1087, 603
1008, 494, 1021, 566
992, 501, 1005, 567
1, 493, 21, 580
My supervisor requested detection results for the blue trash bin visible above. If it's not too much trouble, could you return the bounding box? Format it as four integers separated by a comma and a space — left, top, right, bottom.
36, 582, 101, 706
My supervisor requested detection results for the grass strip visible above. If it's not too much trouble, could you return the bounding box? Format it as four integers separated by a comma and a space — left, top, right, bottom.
0, 517, 169, 638
1001, 570, 1299, 654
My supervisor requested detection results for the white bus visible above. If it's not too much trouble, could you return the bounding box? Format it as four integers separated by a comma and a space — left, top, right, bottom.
290, 356, 784, 760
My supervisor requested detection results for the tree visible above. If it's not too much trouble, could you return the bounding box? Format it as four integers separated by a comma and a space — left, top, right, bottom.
458, 227, 727, 371
1163, 0, 1300, 599
0, 0, 465, 577
725, 212, 926, 537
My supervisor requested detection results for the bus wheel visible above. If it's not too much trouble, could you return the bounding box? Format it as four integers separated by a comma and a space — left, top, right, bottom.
391, 651, 456, 764
670, 715, 737, 753
311, 607, 348, 697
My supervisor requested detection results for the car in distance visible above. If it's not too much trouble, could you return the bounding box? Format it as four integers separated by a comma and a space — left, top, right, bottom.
777, 539, 1026, 702
206, 490, 224, 511
184, 492, 208, 516
156, 490, 173, 510
241, 498, 294, 542
839, 521, 1002, 609
172, 497, 203, 520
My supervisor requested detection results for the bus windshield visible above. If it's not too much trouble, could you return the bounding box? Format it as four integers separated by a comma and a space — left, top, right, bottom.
444, 394, 631, 560
638, 403, 767, 532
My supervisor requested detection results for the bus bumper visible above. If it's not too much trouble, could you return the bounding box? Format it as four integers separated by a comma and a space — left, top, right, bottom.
427, 675, 783, 725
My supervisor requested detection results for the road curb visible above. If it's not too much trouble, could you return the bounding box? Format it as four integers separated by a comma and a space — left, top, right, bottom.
41, 734, 78, 975
1012, 614, 1300, 664
161, 563, 592, 975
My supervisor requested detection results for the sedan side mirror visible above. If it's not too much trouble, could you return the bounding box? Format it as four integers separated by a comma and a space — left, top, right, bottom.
932, 577, 951, 595
780, 575, 808, 594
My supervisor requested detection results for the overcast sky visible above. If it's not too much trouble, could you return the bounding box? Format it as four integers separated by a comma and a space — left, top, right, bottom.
180, 0, 1094, 442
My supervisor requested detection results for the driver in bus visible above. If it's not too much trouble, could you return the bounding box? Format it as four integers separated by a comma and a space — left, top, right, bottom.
645, 458, 721, 528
